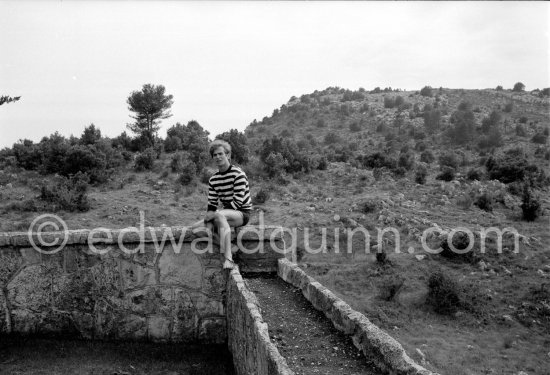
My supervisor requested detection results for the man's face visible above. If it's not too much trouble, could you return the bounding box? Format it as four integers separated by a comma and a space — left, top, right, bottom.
212, 147, 229, 168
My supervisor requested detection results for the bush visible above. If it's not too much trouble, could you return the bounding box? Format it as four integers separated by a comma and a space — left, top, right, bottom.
503, 102, 514, 113
383, 96, 395, 109
361, 200, 379, 214
485, 150, 546, 185
134, 148, 156, 171
398, 152, 415, 170
171, 152, 186, 173
519, 116, 528, 124
515, 124, 527, 137
40, 172, 90, 212
324, 132, 340, 145
252, 188, 270, 205
315, 118, 326, 128
466, 168, 483, 181
423, 109, 442, 131
420, 150, 435, 164
532, 133, 548, 144
178, 160, 197, 185
521, 184, 541, 221
349, 121, 361, 132
359, 152, 397, 169
439, 152, 459, 170
420, 86, 433, 97
392, 167, 407, 178
427, 271, 461, 315
474, 192, 493, 212
415, 165, 427, 184
378, 275, 405, 301
436, 167, 455, 181
512, 82, 525, 92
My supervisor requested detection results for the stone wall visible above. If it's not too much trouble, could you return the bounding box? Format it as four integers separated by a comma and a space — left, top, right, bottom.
0, 225, 286, 344
226, 267, 293, 375
278, 258, 439, 375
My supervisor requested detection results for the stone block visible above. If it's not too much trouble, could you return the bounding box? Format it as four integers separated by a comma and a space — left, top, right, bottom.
7, 265, 52, 311
202, 267, 226, 297
148, 315, 172, 341
71, 311, 95, 339
117, 314, 147, 340
119, 259, 156, 290
0, 249, 24, 287
64, 248, 100, 273
198, 316, 226, 344
20, 247, 41, 265
158, 245, 202, 288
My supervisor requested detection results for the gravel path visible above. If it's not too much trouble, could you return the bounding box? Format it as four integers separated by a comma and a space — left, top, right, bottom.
245, 275, 379, 375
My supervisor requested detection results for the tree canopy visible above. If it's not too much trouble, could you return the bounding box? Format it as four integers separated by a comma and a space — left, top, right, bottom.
127, 84, 174, 147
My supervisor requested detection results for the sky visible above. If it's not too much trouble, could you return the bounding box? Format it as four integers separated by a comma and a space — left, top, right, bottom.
0, 1, 549, 148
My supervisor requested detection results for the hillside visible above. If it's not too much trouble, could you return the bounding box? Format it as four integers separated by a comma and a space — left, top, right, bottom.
1, 86, 549, 375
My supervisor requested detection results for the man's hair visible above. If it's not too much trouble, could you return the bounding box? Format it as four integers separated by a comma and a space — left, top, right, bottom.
209, 139, 232, 158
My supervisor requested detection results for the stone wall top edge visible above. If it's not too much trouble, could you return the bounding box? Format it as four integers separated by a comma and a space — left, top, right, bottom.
0, 225, 281, 248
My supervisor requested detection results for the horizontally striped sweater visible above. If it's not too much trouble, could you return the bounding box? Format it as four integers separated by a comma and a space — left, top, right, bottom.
207, 165, 252, 212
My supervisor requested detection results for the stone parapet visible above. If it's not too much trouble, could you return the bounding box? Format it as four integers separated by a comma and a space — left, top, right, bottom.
278, 258, 439, 375
0, 225, 284, 343
226, 267, 293, 375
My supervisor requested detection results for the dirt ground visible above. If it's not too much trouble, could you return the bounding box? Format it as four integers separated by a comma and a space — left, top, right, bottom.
0, 336, 234, 375
245, 275, 378, 375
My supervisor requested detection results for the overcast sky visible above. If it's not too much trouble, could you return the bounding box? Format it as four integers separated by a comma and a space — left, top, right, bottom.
0, 1, 548, 148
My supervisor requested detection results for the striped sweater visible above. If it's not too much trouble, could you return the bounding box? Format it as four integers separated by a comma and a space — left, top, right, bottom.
207, 165, 252, 212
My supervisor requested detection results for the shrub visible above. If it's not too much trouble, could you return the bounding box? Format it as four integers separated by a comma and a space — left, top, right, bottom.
372, 168, 383, 181
398, 152, 415, 170
423, 109, 442, 131
317, 156, 328, 170
456, 194, 473, 210
420, 86, 433, 97
420, 150, 435, 164
171, 152, 186, 173
532, 133, 548, 144
466, 168, 483, 181
512, 82, 525, 92
315, 118, 326, 128
436, 167, 455, 181
178, 160, 197, 185
484, 150, 546, 185
393, 167, 407, 178
521, 184, 541, 221
440, 230, 475, 261
134, 148, 156, 171
40, 172, 90, 212
439, 152, 459, 170
503, 102, 513, 113
474, 192, 493, 212
519, 116, 528, 124
359, 152, 397, 169
383, 96, 396, 109
361, 200, 379, 214
496, 85, 503, 91
324, 132, 340, 145
378, 275, 405, 301
427, 271, 461, 315
349, 121, 361, 132
415, 165, 427, 184
252, 188, 270, 205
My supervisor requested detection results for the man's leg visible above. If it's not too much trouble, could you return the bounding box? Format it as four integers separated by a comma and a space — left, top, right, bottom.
213, 210, 244, 269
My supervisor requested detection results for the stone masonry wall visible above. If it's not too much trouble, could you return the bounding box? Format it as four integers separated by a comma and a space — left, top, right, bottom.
0, 225, 286, 344
226, 267, 293, 375
278, 258, 439, 375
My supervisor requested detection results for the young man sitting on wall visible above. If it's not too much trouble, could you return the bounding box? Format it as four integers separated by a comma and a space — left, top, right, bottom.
191, 139, 252, 269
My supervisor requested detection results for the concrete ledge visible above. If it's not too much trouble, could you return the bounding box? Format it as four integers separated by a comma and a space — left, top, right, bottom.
0, 225, 285, 248
227, 267, 293, 375
278, 258, 439, 375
